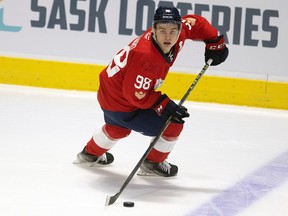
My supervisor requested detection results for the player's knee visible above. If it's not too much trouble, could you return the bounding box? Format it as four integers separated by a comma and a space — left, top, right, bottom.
162, 122, 184, 141
104, 124, 131, 140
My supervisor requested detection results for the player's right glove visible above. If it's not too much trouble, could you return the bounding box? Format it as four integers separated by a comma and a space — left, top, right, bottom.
152, 94, 190, 124
204, 35, 229, 66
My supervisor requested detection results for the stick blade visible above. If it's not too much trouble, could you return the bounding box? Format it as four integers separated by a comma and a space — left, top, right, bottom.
105, 193, 119, 206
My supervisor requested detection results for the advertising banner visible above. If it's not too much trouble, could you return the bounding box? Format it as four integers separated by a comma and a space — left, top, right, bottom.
0, 0, 286, 79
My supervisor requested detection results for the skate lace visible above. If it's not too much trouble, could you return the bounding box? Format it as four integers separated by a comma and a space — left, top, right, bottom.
158, 161, 171, 174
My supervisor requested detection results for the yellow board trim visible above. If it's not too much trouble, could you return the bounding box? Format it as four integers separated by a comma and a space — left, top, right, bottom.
161, 73, 288, 110
0, 56, 104, 91
1, 56, 288, 110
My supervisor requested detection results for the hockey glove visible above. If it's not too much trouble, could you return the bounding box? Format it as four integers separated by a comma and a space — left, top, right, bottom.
204, 35, 229, 66
152, 94, 190, 124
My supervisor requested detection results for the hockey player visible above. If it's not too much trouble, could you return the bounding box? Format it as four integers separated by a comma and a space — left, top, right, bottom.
74, 6, 228, 177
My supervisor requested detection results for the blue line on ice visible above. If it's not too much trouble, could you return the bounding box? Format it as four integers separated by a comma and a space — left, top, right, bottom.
187, 150, 288, 216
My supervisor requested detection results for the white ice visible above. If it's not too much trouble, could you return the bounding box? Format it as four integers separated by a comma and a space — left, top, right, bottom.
0, 84, 288, 216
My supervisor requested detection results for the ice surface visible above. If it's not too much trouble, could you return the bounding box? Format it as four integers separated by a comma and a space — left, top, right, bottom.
0, 84, 288, 216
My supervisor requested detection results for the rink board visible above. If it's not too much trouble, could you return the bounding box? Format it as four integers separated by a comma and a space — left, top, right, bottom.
0, 56, 287, 110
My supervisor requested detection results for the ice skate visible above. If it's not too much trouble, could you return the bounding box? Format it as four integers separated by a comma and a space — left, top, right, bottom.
73, 147, 114, 167
137, 159, 178, 177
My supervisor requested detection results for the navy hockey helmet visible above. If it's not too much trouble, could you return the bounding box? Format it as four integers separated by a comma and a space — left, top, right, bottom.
153, 6, 182, 29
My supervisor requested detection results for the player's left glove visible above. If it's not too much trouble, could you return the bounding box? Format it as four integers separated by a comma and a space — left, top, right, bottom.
152, 94, 190, 124
204, 35, 229, 66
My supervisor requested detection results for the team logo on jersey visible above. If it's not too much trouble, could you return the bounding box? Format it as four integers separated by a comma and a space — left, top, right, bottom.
154, 78, 163, 89
135, 91, 146, 100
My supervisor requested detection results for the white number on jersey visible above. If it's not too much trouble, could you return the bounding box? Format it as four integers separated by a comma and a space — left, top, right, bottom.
106, 46, 130, 77
134, 75, 152, 90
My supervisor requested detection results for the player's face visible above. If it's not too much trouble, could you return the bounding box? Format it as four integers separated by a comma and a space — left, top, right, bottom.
154, 23, 180, 54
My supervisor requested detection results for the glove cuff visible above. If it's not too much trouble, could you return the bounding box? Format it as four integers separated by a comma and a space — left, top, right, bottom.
205, 35, 226, 51
152, 94, 170, 115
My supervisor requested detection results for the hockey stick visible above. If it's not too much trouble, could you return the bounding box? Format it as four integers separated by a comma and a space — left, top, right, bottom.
105, 59, 213, 206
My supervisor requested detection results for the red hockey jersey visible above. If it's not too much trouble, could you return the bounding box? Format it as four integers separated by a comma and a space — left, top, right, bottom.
97, 15, 218, 112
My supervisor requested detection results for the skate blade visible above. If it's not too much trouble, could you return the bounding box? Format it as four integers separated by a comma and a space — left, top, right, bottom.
137, 169, 177, 177
137, 169, 158, 176
73, 158, 96, 167
73, 159, 82, 164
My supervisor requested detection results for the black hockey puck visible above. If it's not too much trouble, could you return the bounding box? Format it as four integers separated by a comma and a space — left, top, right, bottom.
123, 201, 134, 207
